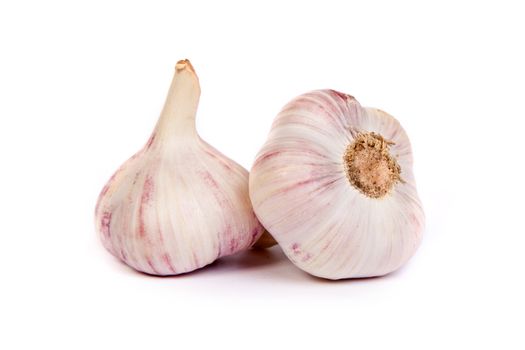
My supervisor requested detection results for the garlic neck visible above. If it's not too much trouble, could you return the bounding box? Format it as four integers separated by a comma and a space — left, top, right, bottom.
153, 59, 201, 146
343, 132, 402, 198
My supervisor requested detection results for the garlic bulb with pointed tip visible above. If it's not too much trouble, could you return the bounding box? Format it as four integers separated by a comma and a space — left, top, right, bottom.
95, 60, 264, 275
249, 90, 424, 280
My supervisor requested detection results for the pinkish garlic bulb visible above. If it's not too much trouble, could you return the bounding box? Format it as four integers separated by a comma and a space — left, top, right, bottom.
249, 90, 424, 280
95, 60, 264, 275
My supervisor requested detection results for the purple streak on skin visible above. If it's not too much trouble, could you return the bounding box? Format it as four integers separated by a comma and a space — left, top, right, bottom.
329, 89, 353, 101
294, 90, 354, 132
287, 178, 318, 191
203, 148, 232, 170
138, 175, 154, 238
321, 92, 349, 128
145, 133, 156, 149
302, 253, 313, 262
120, 249, 128, 262
229, 238, 238, 254
249, 226, 261, 245
100, 212, 112, 238
280, 175, 333, 194
146, 257, 160, 274
222, 224, 237, 254
157, 226, 165, 244
254, 151, 282, 166
138, 206, 146, 238
162, 254, 176, 274
290, 242, 312, 262
203, 148, 218, 160
99, 184, 110, 201
142, 176, 154, 203
201, 171, 219, 189
95, 171, 119, 214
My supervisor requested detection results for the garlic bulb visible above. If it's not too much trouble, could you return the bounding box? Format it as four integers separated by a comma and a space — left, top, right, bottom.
249, 90, 424, 280
95, 59, 264, 275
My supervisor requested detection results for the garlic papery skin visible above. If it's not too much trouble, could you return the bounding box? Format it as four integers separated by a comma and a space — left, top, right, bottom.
95, 60, 264, 275
249, 90, 424, 280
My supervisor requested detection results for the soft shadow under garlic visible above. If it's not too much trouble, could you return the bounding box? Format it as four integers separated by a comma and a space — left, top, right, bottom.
126, 246, 286, 279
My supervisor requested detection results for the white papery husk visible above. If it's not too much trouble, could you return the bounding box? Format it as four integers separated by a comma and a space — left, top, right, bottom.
95, 60, 264, 276
249, 90, 424, 280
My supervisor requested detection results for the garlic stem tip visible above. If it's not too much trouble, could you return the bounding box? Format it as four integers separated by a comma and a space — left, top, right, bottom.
175, 59, 195, 73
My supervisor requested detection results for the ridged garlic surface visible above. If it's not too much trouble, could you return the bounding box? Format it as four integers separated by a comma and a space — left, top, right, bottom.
95, 60, 264, 275
249, 90, 424, 280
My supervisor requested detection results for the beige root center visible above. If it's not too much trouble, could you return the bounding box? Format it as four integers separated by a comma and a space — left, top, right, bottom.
343, 132, 402, 198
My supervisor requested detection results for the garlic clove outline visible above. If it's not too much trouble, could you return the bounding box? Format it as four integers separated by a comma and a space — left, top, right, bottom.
249, 90, 424, 280
95, 59, 265, 275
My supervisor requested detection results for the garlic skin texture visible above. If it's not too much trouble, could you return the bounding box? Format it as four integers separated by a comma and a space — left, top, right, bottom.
95, 60, 264, 275
249, 90, 424, 280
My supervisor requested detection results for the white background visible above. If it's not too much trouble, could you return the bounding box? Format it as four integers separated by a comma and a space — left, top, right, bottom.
1, 1, 524, 349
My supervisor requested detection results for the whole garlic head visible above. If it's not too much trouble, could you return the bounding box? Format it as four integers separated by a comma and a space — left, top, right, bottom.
249, 90, 424, 280
95, 60, 264, 275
